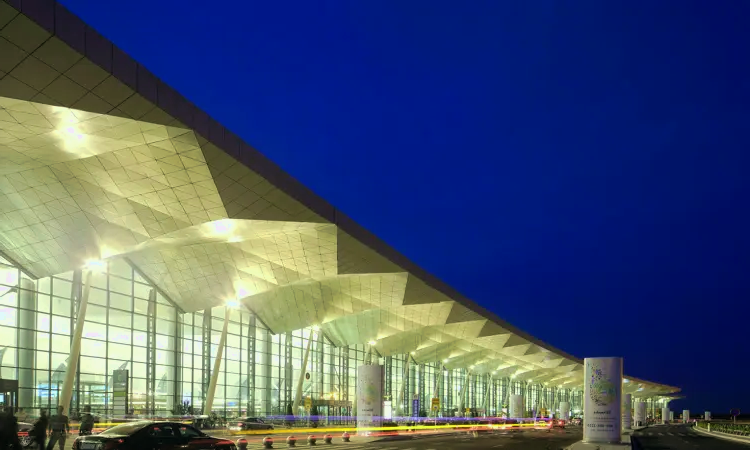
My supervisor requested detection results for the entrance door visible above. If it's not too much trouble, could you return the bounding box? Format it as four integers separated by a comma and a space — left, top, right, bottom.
0, 378, 19, 410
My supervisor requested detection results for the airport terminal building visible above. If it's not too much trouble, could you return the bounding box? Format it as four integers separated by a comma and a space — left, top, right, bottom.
0, 1, 679, 421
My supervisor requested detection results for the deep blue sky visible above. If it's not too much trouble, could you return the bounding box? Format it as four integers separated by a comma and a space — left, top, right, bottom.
61, 0, 750, 412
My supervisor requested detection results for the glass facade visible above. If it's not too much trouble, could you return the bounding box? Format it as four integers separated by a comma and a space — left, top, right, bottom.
0, 255, 590, 419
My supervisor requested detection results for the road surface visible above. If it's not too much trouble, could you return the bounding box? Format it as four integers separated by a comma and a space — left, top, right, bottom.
632, 424, 750, 449
54, 427, 582, 450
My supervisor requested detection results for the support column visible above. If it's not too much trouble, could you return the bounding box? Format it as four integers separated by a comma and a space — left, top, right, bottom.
59, 270, 93, 415
18, 278, 36, 409
246, 315, 256, 415
204, 306, 231, 414
292, 328, 315, 414
509, 394, 523, 418
431, 366, 444, 417
457, 369, 466, 415
258, 327, 271, 415
396, 355, 410, 415
623, 393, 632, 430
634, 401, 646, 426
481, 375, 492, 414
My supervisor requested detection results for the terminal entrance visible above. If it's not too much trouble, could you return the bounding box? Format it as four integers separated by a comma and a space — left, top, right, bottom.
0, 379, 18, 410
313, 400, 352, 425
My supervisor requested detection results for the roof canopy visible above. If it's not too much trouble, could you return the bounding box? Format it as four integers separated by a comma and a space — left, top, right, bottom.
0, 0, 678, 397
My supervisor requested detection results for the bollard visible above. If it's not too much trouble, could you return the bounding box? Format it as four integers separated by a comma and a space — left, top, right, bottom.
263, 436, 274, 449
308, 435, 317, 446
341, 432, 350, 442
287, 435, 297, 447
236, 438, 249, 450
324, 434, 332, 444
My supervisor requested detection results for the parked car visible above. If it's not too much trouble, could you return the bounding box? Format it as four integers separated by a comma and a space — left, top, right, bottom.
228, 417, 274, 432
72, 421, 236, 450
18, 422, 36, 449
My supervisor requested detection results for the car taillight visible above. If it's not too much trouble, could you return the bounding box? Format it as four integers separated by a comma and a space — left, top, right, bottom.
103, 439, 124, 450
237, 422, 243, 426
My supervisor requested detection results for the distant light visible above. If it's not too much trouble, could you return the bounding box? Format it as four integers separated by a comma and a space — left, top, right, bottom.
443, 358, 449, 363
210, 219, 234, 235
368, 340, 376, 346
492, 371, 497, 375
84, 260, 106, 273
225, 299, 240, 308
410, 351, 416, 355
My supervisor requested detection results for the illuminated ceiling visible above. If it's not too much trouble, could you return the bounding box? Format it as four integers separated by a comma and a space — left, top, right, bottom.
0, 0, 679, 397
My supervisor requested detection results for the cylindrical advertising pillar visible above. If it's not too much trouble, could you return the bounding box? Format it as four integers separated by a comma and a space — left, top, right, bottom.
662, 407, 670, 424
559, 401, 571, 421
509, 394, 523, 419
634, 402, 646, 427
705, 411, 711, 421
583, 357, 623, 444
356, 365, 384, 431
682, 410, 690, 423
622, 394, 632, 430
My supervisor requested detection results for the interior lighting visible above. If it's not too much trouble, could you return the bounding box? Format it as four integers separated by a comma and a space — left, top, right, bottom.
210, 219, 235, 235
225, 299, 240, 308
368, 340, 376, 346
443, 358, 449, 363
84, 260, 106, 273
410, 351, 416, 355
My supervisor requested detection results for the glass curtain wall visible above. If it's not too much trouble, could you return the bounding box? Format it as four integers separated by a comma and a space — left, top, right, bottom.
0, 254, 587, 419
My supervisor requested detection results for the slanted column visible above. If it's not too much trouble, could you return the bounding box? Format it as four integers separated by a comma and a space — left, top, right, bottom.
292, 328, 315, 414
18, 278, 36, 409
59, 270, 94, 415
396, 355, 411, 415
204, 306, 231, 414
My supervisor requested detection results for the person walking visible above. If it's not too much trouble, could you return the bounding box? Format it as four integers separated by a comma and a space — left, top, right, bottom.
46, 406, 69, 450
30, 410, 48, 450
79, 406, 95, 436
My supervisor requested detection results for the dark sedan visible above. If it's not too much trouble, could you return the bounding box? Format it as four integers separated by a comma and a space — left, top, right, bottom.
72, 421, 236, 450
228, 417, 274, 432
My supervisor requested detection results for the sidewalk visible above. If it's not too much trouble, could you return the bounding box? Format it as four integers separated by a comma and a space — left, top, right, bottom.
565, 429, 637, 450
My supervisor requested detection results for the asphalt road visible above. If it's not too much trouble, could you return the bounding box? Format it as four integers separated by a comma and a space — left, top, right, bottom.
633, 424, 750, 449
54, 428, 582, 450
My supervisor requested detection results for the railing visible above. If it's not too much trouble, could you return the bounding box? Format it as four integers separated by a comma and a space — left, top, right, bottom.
696, 421, 750, 436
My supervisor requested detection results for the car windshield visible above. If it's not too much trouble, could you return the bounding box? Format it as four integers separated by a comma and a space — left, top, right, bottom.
100, 422, 148, 436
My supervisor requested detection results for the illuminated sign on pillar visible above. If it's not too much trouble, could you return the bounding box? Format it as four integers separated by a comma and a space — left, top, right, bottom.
583, 357, 622, 444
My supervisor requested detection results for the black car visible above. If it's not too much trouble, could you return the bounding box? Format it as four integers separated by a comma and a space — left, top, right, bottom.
228, 417, 274, 432
72, 421, 236, 450
17, 422, 36, 449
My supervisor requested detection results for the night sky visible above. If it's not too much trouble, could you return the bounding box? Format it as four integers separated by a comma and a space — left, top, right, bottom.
60, 0, 750, 413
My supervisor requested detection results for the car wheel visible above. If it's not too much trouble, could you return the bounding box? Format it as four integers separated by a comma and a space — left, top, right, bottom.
19, 436, 33, 448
